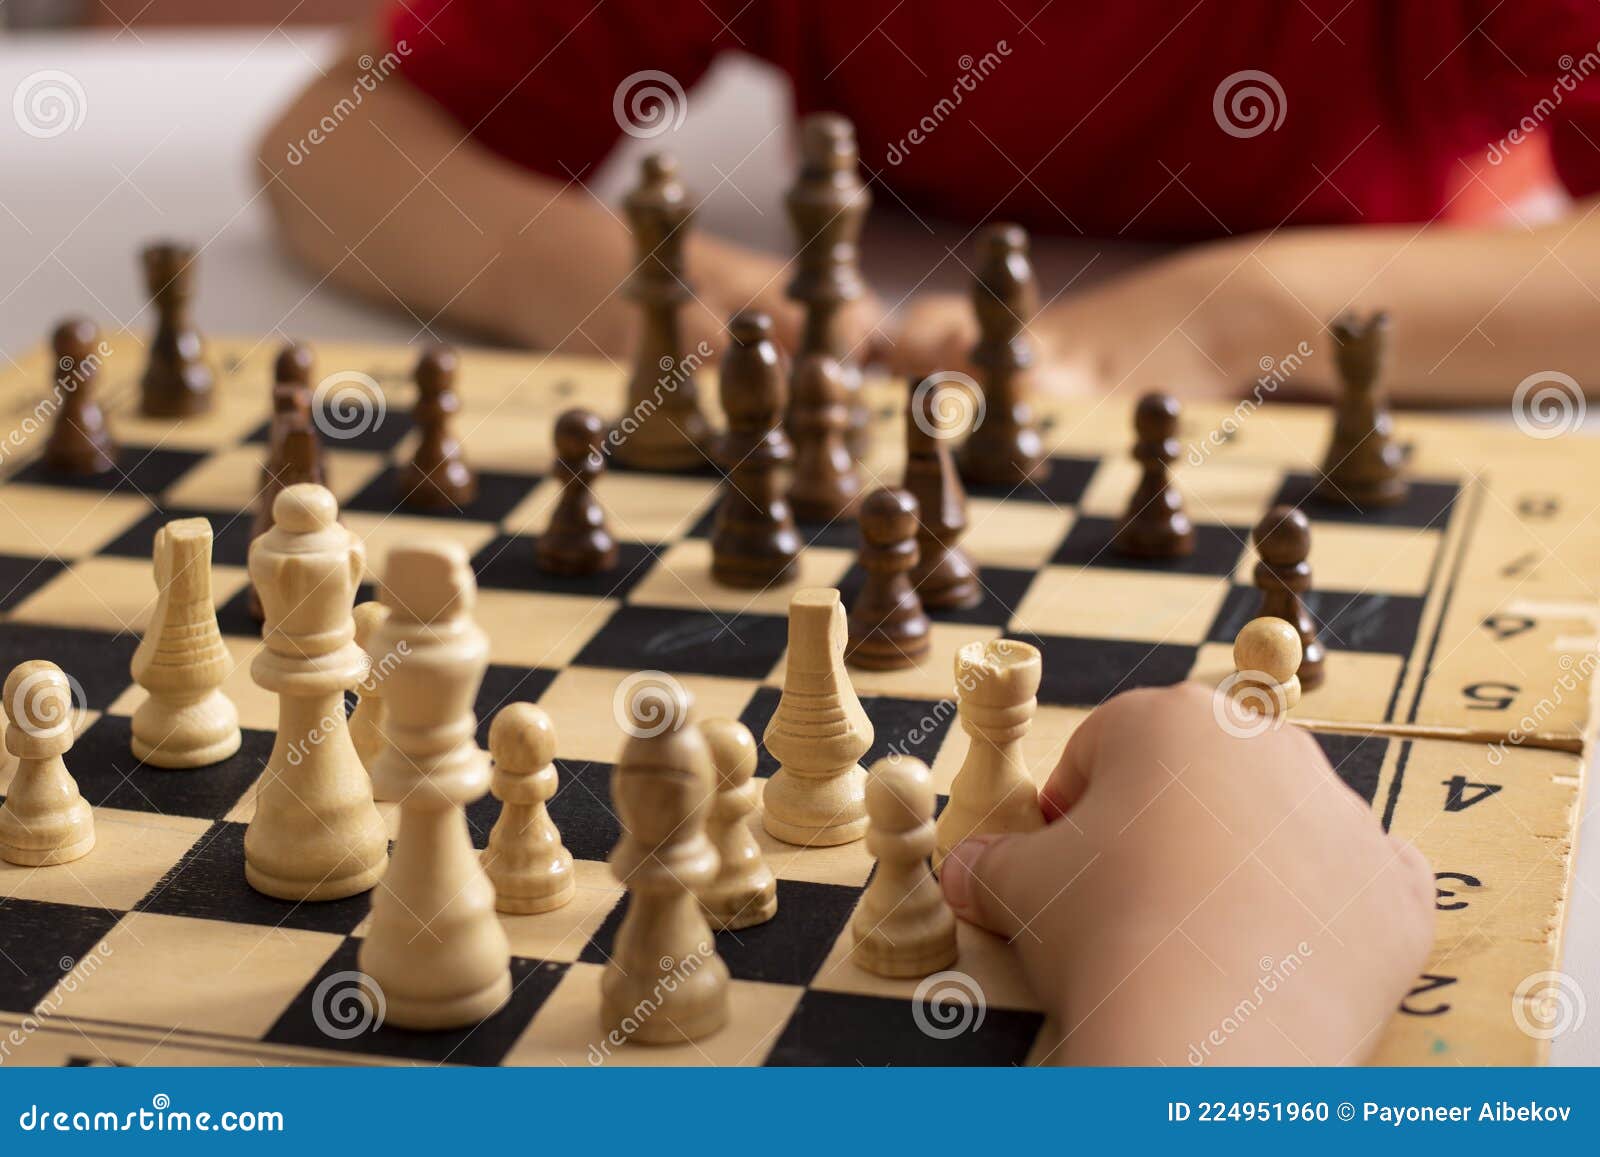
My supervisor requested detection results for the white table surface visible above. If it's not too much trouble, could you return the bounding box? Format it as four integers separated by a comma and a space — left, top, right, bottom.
0, 29, 1594, 1065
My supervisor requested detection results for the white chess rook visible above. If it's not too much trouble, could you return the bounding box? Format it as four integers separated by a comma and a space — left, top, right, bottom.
244, 484, 387, 902
130, 517, 241, 768
934, 638, 1045, 870
359, 541, 511, 1030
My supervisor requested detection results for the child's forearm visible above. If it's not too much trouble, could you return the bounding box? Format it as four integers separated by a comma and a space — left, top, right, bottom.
257, 37, 645, 350
1204, 205, 1600, 403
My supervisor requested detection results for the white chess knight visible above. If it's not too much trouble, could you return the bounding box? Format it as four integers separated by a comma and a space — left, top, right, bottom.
244, 484, 387, 902
359, 539, 511, 1030
130, 517, 241, 768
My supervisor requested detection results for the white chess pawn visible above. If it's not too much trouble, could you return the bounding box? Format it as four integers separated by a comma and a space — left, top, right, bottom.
483, 703, 576, 915
934, 638, 1045, 870
699, 718, 777, 930
130, 517, 241, 768
348, 600, 391, 789
851, 755, 957, 978
0, 661, 95, 866
1231, 617, 1303, 718
603, 683, 730, 1044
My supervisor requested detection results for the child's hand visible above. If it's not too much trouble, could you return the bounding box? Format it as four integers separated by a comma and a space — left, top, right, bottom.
885, 245, 1298, 401
939, 683, 1435, 1065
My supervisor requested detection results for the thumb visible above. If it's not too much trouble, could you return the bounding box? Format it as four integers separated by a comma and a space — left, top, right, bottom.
940, 832, 1038, 938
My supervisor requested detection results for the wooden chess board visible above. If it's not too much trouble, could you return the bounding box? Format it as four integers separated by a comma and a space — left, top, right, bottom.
0, 332, 1592, 1066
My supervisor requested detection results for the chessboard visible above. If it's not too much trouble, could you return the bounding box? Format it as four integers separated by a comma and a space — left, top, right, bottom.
0, 331, 1592, 1067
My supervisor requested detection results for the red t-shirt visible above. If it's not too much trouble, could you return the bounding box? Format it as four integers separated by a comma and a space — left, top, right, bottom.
388, 0, 1600, 239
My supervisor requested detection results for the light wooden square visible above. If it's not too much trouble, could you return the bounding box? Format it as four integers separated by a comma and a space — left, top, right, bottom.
105, 397, 266, 451
495, 859, 624, 964
42, 910, 343, 1038
754, 779, 875, 888
963, 499, 1075, 570
0, 809, 209, 910
536, 666, 758, 762
1078, 457, 1281, 527
10, 558, 247, 636
0, 486, 150, 559
343, 512, 498, 583
163, 446, 386, 512
810, 906, 1043, 1012
471, 589, 619, 669
1232, 521, 1441, 597
626, 540, 853, 615
453, 411, 559, 476
503, 473, 719, 542
505, 962, 801, 1066
1011, 567, 1225, 646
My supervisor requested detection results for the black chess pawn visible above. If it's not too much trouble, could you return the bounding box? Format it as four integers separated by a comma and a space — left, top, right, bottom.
711, 312, 801, 589
1114, 392, 1195, 559
904, 377, 979, 609
262, 342, 317, 493
247, 418, 325, 620
1252, 505, 1325, 690
44, 317, 118, 477
537, 408, 619, 576
788, 353, 861, 522
957, 224, 1049, 487
614, 153, 714, 471
847, 488, 933, 670
274, 340, 315, 393
1316, 311, 1408, 509
139, 241, 214, 417
402, 345, 477, 510
785, 113, 872, 459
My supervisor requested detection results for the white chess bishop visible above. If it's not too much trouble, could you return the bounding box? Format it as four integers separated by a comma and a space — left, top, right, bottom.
130, 517, 241, 768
